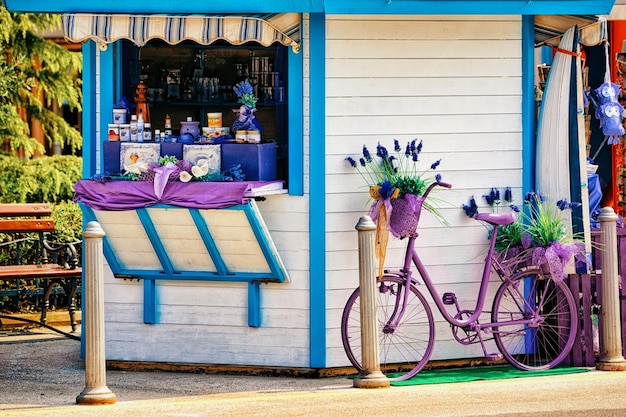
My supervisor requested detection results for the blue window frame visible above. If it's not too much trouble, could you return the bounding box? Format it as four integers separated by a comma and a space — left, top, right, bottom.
101, 40, 303, 195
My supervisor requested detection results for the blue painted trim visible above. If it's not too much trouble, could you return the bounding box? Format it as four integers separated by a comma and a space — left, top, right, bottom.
144, 280, 157, 324
81, 42, 97, 177
522, 15, 535, 196
288, 38, 304, 196
323, 0, 615, 15
4, 0, 324, 13
540, 46, 554, 67
248, 282, 261, 327
189, 209, 229, 276
99, 47, 115, 175
136, 208, 175, 275
4, 0, 613, 15
113, 270, 274, 282
242, 204, 286, 282
114, 41, 124, 103
308, 12, 326, 369
80, 205, 124, 273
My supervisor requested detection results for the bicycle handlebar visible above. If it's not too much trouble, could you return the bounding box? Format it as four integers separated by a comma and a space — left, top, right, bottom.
422, 180, 452, 199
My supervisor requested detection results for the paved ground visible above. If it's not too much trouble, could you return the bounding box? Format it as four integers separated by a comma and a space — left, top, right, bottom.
2, 325, 626, 416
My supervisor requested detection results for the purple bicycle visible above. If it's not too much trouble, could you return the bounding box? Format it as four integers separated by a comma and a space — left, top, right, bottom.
341, 180, 578, 381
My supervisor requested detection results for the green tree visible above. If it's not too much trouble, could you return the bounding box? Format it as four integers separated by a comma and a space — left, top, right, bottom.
0, 6, 82, 158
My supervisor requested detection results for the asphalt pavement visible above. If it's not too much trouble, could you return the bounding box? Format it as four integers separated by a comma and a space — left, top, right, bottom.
2, 325, 626, 417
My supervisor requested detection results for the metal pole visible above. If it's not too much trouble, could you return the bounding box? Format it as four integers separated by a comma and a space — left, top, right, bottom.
353, 216, 390, 388
596, 207, 626, 371
76, 221, 117, 404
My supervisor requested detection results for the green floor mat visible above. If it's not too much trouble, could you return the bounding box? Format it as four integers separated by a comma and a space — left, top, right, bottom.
385, 365, 590, 386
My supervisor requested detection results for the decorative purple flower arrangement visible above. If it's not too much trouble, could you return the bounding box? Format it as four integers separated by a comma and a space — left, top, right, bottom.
463, 188, 586, 281
346, 139, 446, 276
345, 139, 445, 239
120, 155, 244, 199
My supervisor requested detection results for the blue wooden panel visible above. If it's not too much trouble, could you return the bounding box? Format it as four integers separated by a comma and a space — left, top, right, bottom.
324, 0, 615, 15
100, 47, 115, 176
240, 204, 287, 283
3, 0, 324, 13
144, 280, 157, 324
4, 0, 613, 15
80, 205, 124, 274
522, 15, 535, 197
189, 209, 229, 276
288, 39, 304, 196
136, 208, 175, 275
114, 41, 124, 103
248, 282, 261, 328
81, 42, 97, 178
309, 12, 327, 369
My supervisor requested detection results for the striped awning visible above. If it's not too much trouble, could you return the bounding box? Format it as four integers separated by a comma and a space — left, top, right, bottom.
62, 13, 301, 52
535, 15, 607, 47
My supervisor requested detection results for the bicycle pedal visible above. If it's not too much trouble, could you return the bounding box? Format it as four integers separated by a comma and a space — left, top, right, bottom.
442, 292, 457, 305
485, 353, 503, 362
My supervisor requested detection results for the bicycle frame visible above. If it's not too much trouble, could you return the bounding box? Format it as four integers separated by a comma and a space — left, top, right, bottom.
391, 221, 503, 330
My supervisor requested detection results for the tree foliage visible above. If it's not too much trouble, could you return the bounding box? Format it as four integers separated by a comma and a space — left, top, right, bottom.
0, 154, 82, 203
0, 6, 82, 158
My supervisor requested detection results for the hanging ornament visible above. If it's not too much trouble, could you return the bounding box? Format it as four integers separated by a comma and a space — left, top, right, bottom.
592, 38, 625, 146
594, 82, 621, 104
598, 101, 625, 144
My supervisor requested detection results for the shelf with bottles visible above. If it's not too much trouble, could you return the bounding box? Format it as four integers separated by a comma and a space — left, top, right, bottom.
137, 45, 285, 110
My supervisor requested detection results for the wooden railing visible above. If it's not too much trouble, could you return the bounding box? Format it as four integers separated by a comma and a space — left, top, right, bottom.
565, 227, 626, 367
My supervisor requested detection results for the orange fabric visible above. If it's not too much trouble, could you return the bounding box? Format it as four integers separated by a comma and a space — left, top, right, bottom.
375, 203, 389, 278
369, 185, 399, 277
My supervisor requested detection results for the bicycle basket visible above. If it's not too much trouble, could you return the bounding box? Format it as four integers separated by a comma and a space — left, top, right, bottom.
388, 194, 425, 238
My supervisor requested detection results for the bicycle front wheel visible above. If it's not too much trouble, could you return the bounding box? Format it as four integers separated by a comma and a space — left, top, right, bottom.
492, 267, 578, 370
341, 276, 435, 381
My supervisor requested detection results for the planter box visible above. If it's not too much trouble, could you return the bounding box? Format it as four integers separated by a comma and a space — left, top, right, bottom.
103, 141, 274, 180
104, 141, 184, 175
221, 142, 276, 181
160, 142, 183, 160
103, 141, 121, 175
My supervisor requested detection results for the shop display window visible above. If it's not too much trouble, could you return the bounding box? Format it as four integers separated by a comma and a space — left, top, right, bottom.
118, 41, 290, 184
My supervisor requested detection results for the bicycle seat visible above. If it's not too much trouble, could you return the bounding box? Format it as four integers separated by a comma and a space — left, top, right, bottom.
474, 212, 516, 226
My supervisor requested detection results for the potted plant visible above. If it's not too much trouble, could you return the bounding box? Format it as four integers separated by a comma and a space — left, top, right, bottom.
463, 189, 586, 281
346, 139, 445, 276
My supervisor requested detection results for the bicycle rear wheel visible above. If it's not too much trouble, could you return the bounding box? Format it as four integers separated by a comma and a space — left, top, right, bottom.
492, 267, 577, 370
341, 276, 435, 381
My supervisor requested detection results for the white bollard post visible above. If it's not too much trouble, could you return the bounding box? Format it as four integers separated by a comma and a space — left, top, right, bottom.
353, 216, 390, 388
76, 221, 117, 404
596, 207, 626, 371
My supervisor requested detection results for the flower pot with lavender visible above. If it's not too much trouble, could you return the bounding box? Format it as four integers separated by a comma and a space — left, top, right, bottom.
346, 139, 447, 276
231, 79, 263, 135
463, 189, 586, 281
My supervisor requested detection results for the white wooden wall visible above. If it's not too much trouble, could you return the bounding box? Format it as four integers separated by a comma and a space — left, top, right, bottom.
100, 14, 523, 369
324, 15, 523, 366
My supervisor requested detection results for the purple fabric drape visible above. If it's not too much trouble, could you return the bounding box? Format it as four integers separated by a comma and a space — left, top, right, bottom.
73, 179, 252, 211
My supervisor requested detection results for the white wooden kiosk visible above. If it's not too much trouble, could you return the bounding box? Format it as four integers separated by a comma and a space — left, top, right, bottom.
4, 0, 616, 374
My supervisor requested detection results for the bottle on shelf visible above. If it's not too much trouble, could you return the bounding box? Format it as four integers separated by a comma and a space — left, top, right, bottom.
164, 114, 172, 139
144, 122, 152, 142
153, 128, 161, 142
130, 114, 138, 142
137, 113, 145, 142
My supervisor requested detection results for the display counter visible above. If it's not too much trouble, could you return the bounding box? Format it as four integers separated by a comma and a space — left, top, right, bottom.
74, 179, 288, 327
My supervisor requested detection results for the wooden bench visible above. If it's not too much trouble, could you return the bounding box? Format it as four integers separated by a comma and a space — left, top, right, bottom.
0, 203, 81, 331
